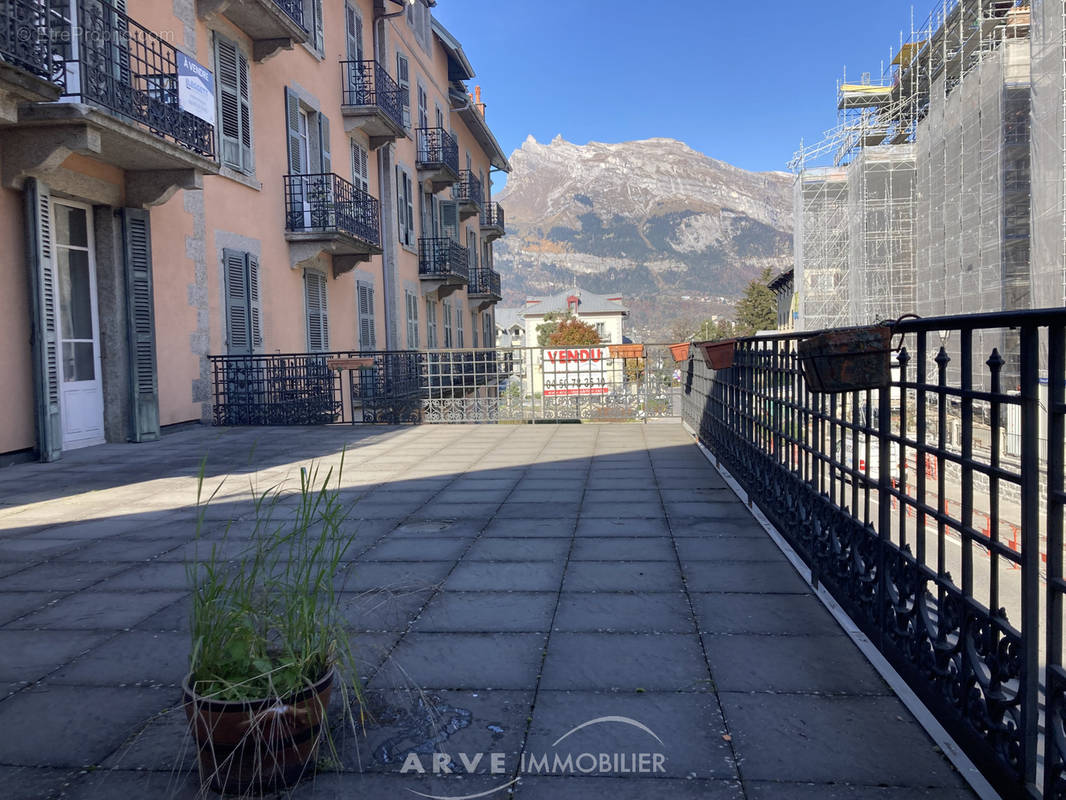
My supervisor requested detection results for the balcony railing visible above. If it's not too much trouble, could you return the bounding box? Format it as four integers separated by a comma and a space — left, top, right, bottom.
52, 0, 214, 157
468, 267, 501, 299
680, 308, 1066, 799
418, 237, 468, 282
1, 0, 52, 79
416, 127, 459, 174
340, 59, 406, 132
284, 173, 381, 247
453, 170, 483, 208
480, 202, 505, 230
271, 0, 305, 28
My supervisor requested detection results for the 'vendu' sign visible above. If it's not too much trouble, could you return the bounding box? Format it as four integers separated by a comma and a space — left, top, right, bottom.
542, 348, 611, 397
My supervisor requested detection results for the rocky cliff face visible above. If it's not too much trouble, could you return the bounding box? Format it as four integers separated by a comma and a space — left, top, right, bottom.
493, 135, 794, 338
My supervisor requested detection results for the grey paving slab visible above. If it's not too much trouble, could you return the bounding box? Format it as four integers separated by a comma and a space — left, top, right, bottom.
575, 518, 671, 537
339, 588, 434, 631
343, 561, 454, 591
669, 515, 779, 538
0, 538, 85, 560
561, 562, 683, 592
744, 782, 977, 799
515, 776, 744, 799
682, 561, 810, 593
413, 591, 557, 632
0, 685, 172, 766
580, 502, 666, 519
359, 537, 471, 562
464, 537, 572, 562
570, 537, 677, 561
674, 536, 787, 562
718, 692, 968, 787
483, 518, 575, 537
0, 629, 111, 681
49, 631, 189, 687
553, 593, 693, 633
0, 560, 129, 592
5, 590, 186, 630
525, 690, 737, 779
693, 593, 843, 636
0, 766, 80, 800
539, 633, 710, 691
369, 632, 546, 690
445, 561, 566, 591
61, 537, 185, 562
703, 634, 891, 694
0, 591, 64, 625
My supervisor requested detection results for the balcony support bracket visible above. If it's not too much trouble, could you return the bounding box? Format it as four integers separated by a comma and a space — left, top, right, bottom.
287, 241, 371, 277
126, 169, 203, 208
252, 38, 294, 62
0, 124, 101, 190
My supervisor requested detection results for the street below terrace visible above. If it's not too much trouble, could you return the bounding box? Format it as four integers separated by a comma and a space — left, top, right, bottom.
0, 423, 974, 799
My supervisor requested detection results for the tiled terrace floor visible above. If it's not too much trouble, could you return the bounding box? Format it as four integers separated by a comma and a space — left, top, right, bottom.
0, 423, 975, 799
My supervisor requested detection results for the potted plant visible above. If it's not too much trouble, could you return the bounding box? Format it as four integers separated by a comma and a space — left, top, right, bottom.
796, 324, 892, 392
697, 338, 737, 370
183, 458, 362, 795
668, 342, 691, 363
608, 343, 645, 359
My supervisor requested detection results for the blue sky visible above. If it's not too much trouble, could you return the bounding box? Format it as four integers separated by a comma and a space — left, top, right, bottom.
434, 0, 920, 175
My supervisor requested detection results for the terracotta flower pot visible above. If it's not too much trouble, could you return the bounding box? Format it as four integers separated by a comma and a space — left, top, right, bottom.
698, 339, 736, 370
608, 344, 645, 359
796, 325, 891, 392
668, 342, 691, 362
183, 668, 335, 795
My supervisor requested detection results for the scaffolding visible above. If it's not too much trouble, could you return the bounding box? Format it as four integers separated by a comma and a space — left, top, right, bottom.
791, 0, 1033, 349
795, 168, 850, 331
1031, 0, 1066, 311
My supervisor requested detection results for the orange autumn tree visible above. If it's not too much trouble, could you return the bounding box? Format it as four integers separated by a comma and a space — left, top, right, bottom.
547, 317, 601, 347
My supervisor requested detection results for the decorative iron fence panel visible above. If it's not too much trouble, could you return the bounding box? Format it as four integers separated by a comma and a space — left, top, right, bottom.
2, 0, 53, 78
681, 309, 1066, 800
340, 59, 405, 131
284, 172, 380, 246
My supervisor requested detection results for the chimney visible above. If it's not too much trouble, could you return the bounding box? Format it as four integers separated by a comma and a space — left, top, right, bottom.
567, 294, 580, 313
475, 85, 486, 117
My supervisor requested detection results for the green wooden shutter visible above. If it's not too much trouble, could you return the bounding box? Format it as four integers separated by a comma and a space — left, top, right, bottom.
285, 87, 302, 174
318, 113, 331, 174
121, 208, 160, 442
248, 253, 262, 352
224, 248, 250, 355
24, 178, 61, 461
305, 270, 328, 352
358, 281, 375, 350
215, 35, 242, 169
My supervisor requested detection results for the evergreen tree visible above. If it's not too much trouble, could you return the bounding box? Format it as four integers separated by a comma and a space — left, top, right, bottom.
734, 267, 778, 336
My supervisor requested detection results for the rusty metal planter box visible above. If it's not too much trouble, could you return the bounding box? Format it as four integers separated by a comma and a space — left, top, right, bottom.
797, 326, 891, 392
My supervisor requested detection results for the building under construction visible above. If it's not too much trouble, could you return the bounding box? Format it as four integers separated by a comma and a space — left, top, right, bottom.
792, 0, 1049, 368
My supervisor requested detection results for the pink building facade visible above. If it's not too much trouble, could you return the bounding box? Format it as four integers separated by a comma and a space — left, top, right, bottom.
0, 0, 508, 461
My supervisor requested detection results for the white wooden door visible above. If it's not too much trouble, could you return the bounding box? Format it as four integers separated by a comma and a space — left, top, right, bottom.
53, 201, 104, 449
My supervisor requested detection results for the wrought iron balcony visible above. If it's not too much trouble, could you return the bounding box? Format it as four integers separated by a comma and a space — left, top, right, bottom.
480, 202, 505, 242
284, 173, 382, 272
1, 0, 53, 80
416, 127, 459, 191
453, 170, 483, 220
52, 0, 214, 157
195, 0, 308, 60
468, 268, 501, 303
418, 237, 469, 285
340, 60, 407, 148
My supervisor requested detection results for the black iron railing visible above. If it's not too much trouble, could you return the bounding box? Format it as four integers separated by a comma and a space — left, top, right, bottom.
416, 127, 458, 174
1, 0, 52, 78
480, 202, 505, 231
284, 173, 381, 247
453, 170, 482, 208
209, 350, 422, 425
271, 0, 305, 28
53, 0, 214, 157
340, 59, 405, 131
418, 237, 468, 282
468, 267, 501, 299
681, 309, 1066, 800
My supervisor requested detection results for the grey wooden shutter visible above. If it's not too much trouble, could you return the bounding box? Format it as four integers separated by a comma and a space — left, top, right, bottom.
25, 178, 61, 461
305, 270, 328, 351
285, 87, 302, 174
395, 166, 407, 244
345, 3, 362, 60
224, 248, 250, 355
318, 114, 331, 174
405, 172, 415, 241
238, 49, 251, 169
313, 0, 323, 50
215, 35, 242, 169
248, 254, 262, 351
352, 141, 368, 192
358, 281, 375, 350
121, 208, 159, 442
396, 52, 410, 127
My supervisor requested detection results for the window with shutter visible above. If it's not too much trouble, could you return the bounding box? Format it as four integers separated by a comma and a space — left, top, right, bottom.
396, 52, 410, 128
214, 34, 252, 172
358, 281, 376, 351
224, 249, 250, 355
121, 208, 159, 442
351, 141, 369, 193
405, 171, 415, 244
405, 291, 419, 349
305, 270, 328, 352
396, 166, 415, 246
318, 114, 331, 174
442, 300, 452, 347
471, 312, 479, 348
440, 201, 458, 242
26, 178, 62, 461
425, 298, 438, 348
345, 2, 362, 61
456, 303, 464, 348
417, 84, 428, 130
468, 229, 478, 272
483, 312, 493, 349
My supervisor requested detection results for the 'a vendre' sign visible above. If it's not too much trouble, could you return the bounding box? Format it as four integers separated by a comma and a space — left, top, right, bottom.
542, 348, 611, 397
